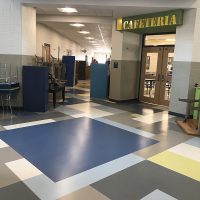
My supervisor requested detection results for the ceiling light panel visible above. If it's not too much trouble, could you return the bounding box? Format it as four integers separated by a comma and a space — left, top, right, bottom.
89, 41, 97, 43
78, 31, 90, 34
70, 23, 85, 27
57, 7, 78, 13
85, 37, 94, 40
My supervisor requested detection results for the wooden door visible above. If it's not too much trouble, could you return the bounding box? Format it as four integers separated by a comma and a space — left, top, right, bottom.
139, 46, 174, 106
158, 47, 174, 106
139, 47, 163, 104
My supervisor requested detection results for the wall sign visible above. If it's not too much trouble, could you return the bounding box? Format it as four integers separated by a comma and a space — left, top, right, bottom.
116, 9, 184, 33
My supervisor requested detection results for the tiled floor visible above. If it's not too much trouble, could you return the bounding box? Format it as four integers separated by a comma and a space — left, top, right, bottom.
0, 80, 199, 200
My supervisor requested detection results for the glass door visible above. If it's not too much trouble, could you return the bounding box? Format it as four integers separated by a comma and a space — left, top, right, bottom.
159, 47, 174, 106
139, 46, 174, 106
139, 47, 163, 104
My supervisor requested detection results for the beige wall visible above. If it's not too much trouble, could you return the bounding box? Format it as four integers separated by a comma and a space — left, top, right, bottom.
170, 8, 200, 115
22, 6, 36, 56
109, 20, 141, 101
36, 23, 86, 60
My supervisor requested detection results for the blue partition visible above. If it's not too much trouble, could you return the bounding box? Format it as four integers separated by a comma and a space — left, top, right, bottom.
90, 64, 108, 99
23, 66, 48, 112
62, 56, 76, 87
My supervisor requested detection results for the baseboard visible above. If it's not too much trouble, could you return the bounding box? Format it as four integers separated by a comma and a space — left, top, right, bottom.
108, 98, 138, 103
168, 111, 186, 118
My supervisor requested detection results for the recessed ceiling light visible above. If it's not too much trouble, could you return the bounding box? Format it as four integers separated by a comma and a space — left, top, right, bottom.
165, 38, 176, 42
85, 37, 94, 40
89, 41, 97, 43
78, 31, 90, 34
70, 23, 85, 27
57, 7, 78, 13
93, 46, 101, 48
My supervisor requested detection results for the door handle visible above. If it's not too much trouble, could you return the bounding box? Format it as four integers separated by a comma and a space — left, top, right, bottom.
157, 74, 161, 81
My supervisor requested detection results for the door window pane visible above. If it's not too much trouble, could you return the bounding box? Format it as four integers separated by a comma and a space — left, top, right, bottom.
145, 53, 158, 76
145, 34, 176, 46
143, 53, 158, 98
164, 52, 174, 101
144, 78, 156, 98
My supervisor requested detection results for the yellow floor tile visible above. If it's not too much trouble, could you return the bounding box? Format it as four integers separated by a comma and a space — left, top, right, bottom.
148, 151, 200, 182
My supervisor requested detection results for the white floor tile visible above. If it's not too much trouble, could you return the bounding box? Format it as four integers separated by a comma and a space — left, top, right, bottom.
6, 158, 42, 181
3, 119, 56, 130
67, 102, 100, 111
168, 143, 200, 162
141, 189, 177, 200
0, 139, 9, 148
94, 105, 125, 115
55, 106, 84, 116
67, 103, 113, 119
23, 154, 144, 200
133, 111, 174, 124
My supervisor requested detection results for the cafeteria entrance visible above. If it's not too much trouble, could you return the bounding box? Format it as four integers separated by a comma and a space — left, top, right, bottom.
139, 35, 175, 106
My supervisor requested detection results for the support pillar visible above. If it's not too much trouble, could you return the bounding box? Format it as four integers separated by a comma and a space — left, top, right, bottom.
109, 21, 141, 101
170, 8, 200, 115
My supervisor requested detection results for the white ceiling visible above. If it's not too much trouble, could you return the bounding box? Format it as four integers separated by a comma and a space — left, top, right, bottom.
41, 22, 112, 52
24, 0, 198, 52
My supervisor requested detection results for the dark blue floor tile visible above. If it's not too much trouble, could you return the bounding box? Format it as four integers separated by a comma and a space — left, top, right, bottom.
66, 89, 89, 94
0, 117, 158, 182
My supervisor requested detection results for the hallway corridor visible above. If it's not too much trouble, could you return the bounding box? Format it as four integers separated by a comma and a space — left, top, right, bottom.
0, 84, 199, 200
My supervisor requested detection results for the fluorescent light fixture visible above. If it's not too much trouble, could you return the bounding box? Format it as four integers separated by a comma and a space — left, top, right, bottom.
85, 37, 94, 40
57, 7, 78, 13
165, 38, 176, 42
70, 23, 85, 27
89, 41, 97, 43
78, 31, 90, 34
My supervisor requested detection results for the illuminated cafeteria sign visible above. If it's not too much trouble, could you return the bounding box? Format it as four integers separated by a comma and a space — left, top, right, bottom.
116, 10, 184, 32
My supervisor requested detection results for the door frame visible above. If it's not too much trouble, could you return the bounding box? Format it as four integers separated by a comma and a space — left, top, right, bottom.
159, 46, 174, 106
139, 45, 174, 106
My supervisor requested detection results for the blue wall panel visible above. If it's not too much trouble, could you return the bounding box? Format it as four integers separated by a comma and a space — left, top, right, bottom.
23, 66, 48, 112
62, 56, 75, 87
90, 64, 108, 99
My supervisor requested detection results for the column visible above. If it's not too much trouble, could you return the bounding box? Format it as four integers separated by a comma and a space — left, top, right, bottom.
169, 8, 200, 115
109, 21, 141, 101
0, 1, 36, 107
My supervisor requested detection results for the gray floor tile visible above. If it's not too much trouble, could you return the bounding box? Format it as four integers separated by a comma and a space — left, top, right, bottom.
0, 147, 22, 164
0, 164, 20, 188
138, 120, 182, 134
0, 125, 5, 132
168, 117, 183, 124
0, 182, 40, 200
35, 111, 69, 120
135, 131, 192, 159
53, 115, 74, 122
104, 112, 148, 128
91, 99, 162, 114
93, 105, 125, 115
58, 186, 111, 200
185, 137, 200, 148
92, 161, 200, 200
0, 111, 67, 126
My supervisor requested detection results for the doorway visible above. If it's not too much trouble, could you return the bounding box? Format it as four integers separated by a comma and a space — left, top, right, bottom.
139, 46, 174, 106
